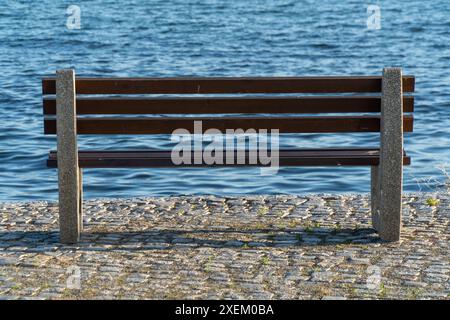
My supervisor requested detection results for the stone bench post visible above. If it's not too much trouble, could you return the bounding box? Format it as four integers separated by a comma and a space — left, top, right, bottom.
56, 69, 82, 243
370, 165, 380, 231
373, 67, 403, 241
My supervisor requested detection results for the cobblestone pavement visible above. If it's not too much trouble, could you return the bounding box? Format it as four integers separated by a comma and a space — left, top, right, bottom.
0, 193, 448, 300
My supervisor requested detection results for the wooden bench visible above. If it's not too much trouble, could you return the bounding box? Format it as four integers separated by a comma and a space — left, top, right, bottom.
42, 68, 415, 243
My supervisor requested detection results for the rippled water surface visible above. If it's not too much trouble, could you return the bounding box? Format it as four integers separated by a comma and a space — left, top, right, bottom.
1, 0, 450, 200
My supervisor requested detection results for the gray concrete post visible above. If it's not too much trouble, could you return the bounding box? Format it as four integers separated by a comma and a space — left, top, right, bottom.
370, 165, 380, 231
79, 168, 83, 232
56, 69, 80, 243
379, 67, 403, 241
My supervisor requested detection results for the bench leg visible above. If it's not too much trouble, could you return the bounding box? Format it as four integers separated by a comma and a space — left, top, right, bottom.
58, 168, 80, 243
79, 168, 83, 232
370, 165, 380, 231
378, 67, 403, 241
56, 69, 80, 244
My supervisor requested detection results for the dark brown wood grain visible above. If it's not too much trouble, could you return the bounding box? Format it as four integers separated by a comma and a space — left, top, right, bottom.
43, 96, 414, 115
47, 148, 411, 168
43, 115, 413, 134
42, 76, 415, 94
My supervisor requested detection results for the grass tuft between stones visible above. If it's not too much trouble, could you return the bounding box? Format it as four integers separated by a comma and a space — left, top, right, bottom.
425, 198, 440, 207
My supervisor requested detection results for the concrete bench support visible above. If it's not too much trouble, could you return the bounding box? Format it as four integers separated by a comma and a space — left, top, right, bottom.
377, 67, 404, 241
370, 165, 380, 231
56, 69, 82, 243
79, 168, 83, 232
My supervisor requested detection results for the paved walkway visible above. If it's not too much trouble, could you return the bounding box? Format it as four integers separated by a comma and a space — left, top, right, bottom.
0, 193, 448, 299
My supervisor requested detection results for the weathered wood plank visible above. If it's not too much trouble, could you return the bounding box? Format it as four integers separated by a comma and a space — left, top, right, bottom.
44, 115, 414, 134
43, 96, 414, 115
42, 76, 416, 94
47, 149, 411, 168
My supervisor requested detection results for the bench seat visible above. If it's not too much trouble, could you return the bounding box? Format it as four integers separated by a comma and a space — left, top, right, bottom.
47, 148, 411, 168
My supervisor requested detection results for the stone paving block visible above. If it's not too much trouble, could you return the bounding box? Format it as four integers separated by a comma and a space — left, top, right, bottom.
0, 193, 448, 299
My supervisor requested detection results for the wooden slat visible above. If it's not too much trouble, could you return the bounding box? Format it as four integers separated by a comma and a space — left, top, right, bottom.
42, 76, 415, 94
43, 96, 414, 115
52, 148, 382, 157
48, 148, 408, 158
44, 116, 413, 134
45, 115, 414, 134
47, 149, 411, 168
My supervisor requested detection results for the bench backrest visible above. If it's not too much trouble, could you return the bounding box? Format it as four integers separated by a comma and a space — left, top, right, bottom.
42, 73, 414, 135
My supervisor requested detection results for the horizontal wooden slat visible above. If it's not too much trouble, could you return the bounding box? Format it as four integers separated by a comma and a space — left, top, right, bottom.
44, 115, 414, 134
43, 115, 413, 134
42, 76, 415, 94
43, 96, 414, 115
47, 148, 411, 168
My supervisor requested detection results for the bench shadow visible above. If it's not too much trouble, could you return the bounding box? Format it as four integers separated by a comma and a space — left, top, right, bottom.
0, 227, 381, 253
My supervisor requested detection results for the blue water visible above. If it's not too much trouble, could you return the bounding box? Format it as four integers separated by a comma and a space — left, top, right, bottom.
1, 0, 450, 201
